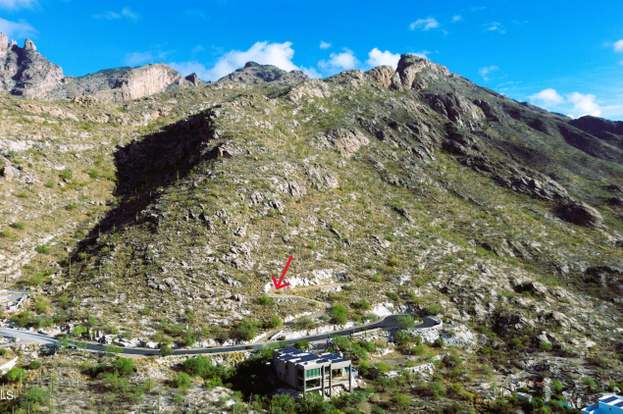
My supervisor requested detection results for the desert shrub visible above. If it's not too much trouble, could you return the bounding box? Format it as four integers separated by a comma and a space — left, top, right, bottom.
173, 372, 192, 390
270, 394, 297, 414
233, 318, 259, 341
329, 304, 348, 325
5, 367, 25, 383
257, 294, 274, 305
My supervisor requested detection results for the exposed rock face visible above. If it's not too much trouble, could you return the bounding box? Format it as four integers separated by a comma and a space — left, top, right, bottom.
56, 64, 183, 103
0, 33, 192, 102
570, 116, 623, 149
554, 201, 603, 227
0, 33, 8, 53
0, 37, 64, 98
217, 61, 307, 86
584, 266, 623, 291
390, 54, 450, 90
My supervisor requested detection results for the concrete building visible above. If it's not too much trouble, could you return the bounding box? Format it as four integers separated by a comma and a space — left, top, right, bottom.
583, 394, 623, 414
272, 347, 353, 397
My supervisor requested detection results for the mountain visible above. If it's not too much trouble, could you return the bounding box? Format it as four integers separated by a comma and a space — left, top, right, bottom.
0, 33, 198, 102
0, 47, 621, 412
216, 61, 308, 86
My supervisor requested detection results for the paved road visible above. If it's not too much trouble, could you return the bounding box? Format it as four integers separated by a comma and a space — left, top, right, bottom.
0, 315, 440, 357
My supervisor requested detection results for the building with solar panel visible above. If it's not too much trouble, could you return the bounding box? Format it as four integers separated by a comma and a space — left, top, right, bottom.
272, 347, 354, 396
582, 394, 623, 414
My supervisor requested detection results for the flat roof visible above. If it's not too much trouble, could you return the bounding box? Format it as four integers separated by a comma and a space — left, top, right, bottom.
599, 394, 623, 407
274, 348, 350, 367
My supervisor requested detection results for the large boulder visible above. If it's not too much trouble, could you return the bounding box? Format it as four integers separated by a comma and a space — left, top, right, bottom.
554, 201, 603, 227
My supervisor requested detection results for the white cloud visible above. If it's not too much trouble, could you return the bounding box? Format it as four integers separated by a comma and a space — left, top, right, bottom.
529, 88, 602, 118
319, 41, 331, 50
198, 41, 299, 81
319, 49, 358, 72
485, 21, 506, 34
614, 39, 623, 53
93, 7, 139, 22
124, 51, 154, 66
0, 17, 35, 38
0, 0, 35, 9
567, 92, 601, 117
530, 88, 564, 106
478, 65, 499, 81
169, 61, 212, 80
409, 17, 440, 31
367, 48, 400, 68
451, 15, 463, 23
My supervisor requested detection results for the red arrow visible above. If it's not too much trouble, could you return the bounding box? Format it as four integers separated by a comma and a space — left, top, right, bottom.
272, 255, 293, 289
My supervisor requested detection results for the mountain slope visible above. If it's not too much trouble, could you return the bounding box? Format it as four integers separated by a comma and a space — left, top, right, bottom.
1, 54, 621, 410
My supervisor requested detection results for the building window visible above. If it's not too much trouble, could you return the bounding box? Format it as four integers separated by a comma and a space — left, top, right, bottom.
305, 368, 321, 378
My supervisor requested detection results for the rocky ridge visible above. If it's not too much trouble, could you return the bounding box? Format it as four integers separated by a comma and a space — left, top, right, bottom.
0, 33, 198, 102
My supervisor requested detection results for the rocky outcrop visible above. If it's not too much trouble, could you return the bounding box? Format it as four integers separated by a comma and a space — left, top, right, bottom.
390, 54, 450, 90
554, 201, 603, 227
0, 33, 194, 102
55, 64, 183, 103
569, 116, 623, 149
584, 266, 623, 291
0, 36, 64, 98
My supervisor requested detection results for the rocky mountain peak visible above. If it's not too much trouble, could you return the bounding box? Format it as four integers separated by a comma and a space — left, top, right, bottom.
0, 33, 64, 97
23, 38, 37, 51
392, 53, 450, 90
217, 61, 307, 86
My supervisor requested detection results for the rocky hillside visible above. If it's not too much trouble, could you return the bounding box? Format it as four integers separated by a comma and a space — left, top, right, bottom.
0, 51, 622, 412
0, 33, 197, 102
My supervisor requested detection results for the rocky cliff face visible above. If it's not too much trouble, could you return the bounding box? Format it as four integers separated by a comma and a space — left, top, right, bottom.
54, 64, 185, 103
0, 33, 194, 102
0, 36, 65, 98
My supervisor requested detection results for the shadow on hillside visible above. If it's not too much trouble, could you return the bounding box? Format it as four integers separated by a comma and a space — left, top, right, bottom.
72, 109, 219, 257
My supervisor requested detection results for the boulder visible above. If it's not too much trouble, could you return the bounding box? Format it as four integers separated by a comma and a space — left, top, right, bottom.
1, 165, 18, 181
584, 266, 623, 291
555, 201, 603, 227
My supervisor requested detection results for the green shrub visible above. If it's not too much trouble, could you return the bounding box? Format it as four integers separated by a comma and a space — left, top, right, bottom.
582, 376, 598, 391
5, 367, 26, 383
59, 168, 73, 181
352, 299, 371, 311
34, 244, 50, 254
112, 358, 135, 377
264, 315, 283, 329
329, 304, 348, 325
182, 356, 227, 382
423, 303, 442, 316
270, 394, 297, 414
18, 386, 49, 408
257, 294, 274, 305
173, 372, 192, 390
392, 392, 411, 410
234, 318, 259, 341
9, 222, 25, 230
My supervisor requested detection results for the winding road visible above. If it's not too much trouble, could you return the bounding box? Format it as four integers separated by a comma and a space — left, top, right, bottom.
0, 315, 440, 357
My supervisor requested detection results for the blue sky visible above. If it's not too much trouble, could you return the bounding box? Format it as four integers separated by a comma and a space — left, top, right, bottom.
1, 0, 622, 119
